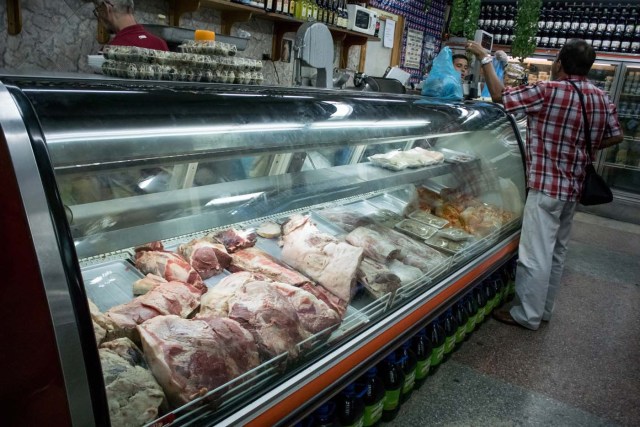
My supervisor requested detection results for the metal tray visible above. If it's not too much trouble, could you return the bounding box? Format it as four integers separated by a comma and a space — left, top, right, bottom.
82, 260, 143, 312
423, 235, 473, 255
435, 147, 477, 163
395, 218, 439, 240
407, 209, 449, 229
437, 227, 474, 241
145, 24, 249, 51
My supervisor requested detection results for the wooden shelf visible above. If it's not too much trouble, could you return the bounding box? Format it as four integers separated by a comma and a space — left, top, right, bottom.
168, 0, 378, 66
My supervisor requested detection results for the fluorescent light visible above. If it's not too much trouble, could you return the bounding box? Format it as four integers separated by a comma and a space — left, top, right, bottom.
205, 192, 264, 207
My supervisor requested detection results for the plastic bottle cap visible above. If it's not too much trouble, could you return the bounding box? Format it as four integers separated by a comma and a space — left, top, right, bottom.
195, 29, 216, 41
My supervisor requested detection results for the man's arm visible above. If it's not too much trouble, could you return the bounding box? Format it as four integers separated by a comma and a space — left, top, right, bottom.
466, 41, 504, 103
599, 134, 624, 149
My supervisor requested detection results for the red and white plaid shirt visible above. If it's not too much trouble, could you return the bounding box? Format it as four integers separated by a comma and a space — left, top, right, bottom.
503, 75, 622, 201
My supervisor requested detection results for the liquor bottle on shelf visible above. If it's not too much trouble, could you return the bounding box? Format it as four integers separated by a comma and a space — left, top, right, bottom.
316, 0, 324, 23
611, 18, 624, 53
580, 6, 592, 41
537, 9, 548, 47
264, 0, 275, 13
569, 6, 581, 39
505, 5, 515, 45
288, 0, 296, 17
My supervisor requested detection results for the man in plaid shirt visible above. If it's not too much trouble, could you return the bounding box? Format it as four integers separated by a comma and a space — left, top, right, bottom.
467, 39, 623, 330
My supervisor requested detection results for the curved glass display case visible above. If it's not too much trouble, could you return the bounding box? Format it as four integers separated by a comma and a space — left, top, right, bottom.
0, 75, 525, 426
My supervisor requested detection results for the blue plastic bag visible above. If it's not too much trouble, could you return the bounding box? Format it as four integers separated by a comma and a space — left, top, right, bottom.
421, 47, 463, 101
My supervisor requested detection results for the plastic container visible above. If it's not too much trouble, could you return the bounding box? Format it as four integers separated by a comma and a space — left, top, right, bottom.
335, 383, 365, 427
429, 319, 445, 370
398, 341, 417, 404
412, 328, 432, 389
360, 367, 384, 427
378, 353, 404, 422
195, 29, 216, 41
442, 308, 457, 360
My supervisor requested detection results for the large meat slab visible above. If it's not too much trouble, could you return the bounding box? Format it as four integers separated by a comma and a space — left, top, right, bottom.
346, 226, 400, 263
138, 315, 260, 407
281, 215, 363, 303
178, 238, 231, 279
229, 247, 313, 287
135, 250, 206, 293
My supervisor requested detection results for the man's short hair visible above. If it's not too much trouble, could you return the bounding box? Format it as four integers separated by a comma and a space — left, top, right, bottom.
452, 54, 468, 63
558, 39, 595, 76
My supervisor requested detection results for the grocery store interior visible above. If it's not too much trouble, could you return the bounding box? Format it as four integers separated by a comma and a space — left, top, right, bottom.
2, 0, 640, 426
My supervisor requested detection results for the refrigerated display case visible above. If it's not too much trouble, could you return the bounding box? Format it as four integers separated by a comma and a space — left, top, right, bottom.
0, 74, 525, 426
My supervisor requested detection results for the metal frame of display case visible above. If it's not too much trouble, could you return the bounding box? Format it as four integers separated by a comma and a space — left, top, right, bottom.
0, 75, 526, 426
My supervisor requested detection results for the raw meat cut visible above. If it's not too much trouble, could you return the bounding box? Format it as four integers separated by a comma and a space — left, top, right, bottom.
388, 260, 423, 283
230, 247, 313, 287
133, 274, 167, 296
365, 224, 448, 272
199, 271, 267, 317
135, 240, 165, 253
271, 281, 341, 335
316, 209, 373, 232
178, 238, 231, 279
99, 338, 165, 426
210, 227, 257, 253
300, 283, 349, 318
357, 257, 401, 298
135, 250, 206, 293
106, 281, 201, 339
281, 215, 363, 303
89, 299, 115, 344
225, 280, 310, 361
346, 226, 400, 263
138, 315, 260, 407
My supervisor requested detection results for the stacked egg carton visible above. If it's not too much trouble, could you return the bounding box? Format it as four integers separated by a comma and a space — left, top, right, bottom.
101, 41, 264, 84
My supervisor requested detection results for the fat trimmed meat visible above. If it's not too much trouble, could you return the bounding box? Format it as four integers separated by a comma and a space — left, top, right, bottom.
281, 215, 363, 303
178, 238, 231, 279
138, 315, 260, 408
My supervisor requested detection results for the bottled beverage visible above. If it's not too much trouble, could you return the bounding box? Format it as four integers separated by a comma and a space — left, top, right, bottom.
580, 7, 592, 40
314, 402, 337, 427
288, 0, 296, 16
569, 6, 581, 38
442, 308, 457, 360
464, 293, 478, 337
335, 383, 365, 427
378, 352, 404, 422
454, 300, 468, 348
482, 279, 495, 316
398, 341, 417, 404
428, 319, 445, 370
412, 328, 432, 389
264, 0, 276, 13
361, 367, 384, 427
473, 284, 487, 325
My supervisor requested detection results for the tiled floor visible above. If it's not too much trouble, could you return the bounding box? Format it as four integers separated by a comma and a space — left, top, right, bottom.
386, 212, 640, 427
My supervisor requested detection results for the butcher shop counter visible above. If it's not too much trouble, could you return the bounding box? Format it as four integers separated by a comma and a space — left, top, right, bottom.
0, 74, 525, 426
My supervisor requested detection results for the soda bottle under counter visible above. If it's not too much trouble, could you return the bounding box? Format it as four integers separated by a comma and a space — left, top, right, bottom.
313, 402, 337, 427
483, 279, 496, 316
442, 308, 457, 361
412, 328, 432, 389
398, 341, 417, 404
360, 367, 384, 427
378, 352, 404, 422
463, 293, 478, 338
335, 383, 365, 427
454, 300, 468, 349
428, 319, 445, 371
473, 284, 487, 326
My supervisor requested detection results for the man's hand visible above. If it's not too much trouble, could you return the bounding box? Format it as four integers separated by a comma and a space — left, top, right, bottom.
466, 41, 489, 60
465, 41, 504, 103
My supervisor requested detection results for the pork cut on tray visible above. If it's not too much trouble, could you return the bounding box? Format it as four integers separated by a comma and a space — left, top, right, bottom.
229, 246, 313, 287
138, 315, 261, 407
281, 215, 364, 303
135, 250, 206, 293
99, 338, 166, 426
106, 281, 201, 340
178, 238, 231, 279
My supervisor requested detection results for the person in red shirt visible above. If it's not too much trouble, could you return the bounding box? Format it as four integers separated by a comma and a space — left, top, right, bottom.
467, 39, 623, 330
94, 0, 169, 51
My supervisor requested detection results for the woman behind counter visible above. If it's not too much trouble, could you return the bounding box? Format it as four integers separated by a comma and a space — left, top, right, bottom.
94, 0, 169, 51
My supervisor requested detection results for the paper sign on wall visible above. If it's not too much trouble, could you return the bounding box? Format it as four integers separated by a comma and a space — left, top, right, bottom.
404, 28, 424, 69
383, 20, 395, 48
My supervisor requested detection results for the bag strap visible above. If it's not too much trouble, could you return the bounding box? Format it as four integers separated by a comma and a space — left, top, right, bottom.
567, 80, 593, 164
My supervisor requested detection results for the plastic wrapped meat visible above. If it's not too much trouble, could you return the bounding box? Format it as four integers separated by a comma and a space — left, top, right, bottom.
230, 247, 313, 287
357, 257, 401, 298
99, 338, 166, 426
138, 315, 260, 407
135, 250, 206, 294
281, 215, 363, 303
178, 238, 231, 279
316, 208, 373, 232
345, 227, 401, 263
388, 260, 423, 284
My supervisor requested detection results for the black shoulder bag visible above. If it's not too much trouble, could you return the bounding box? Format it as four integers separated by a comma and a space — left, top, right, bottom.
567, 80, 613, 206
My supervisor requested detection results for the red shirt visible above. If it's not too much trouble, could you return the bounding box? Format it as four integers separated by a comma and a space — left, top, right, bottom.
108, 24, 169, 51
503, 76, 621, 202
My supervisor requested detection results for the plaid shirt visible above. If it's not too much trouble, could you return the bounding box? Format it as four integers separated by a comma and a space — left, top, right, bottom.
503, 75, 622, 201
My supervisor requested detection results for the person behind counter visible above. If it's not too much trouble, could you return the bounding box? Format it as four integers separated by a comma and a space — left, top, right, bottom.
451, 54, 470, 81
466, 39, 623, 331
94, 0, 169, 51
